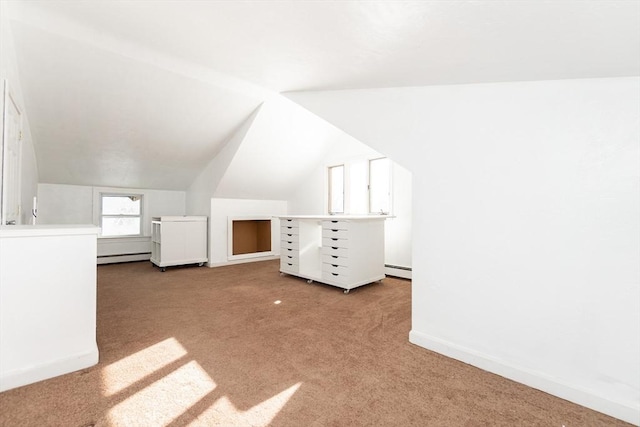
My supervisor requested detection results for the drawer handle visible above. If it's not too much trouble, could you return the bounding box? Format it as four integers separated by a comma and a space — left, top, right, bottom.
332, 246, 338, 250
332, 255, 338, 259
287, 226, 292, 229
331, 238, 338, 241
331, 229, 338, 232
332, 264, 338, 267
331, 220, 338, 223
332, 273, 338, 276
288, 263, 293, 266
287, 241, 292, 244
287, 248, 292, 251
287, 256, 293, 259
287, 234, 292, 236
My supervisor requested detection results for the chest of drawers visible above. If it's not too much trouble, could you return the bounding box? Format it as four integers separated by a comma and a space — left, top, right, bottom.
279, 218, 300, 274
278, 215, 386, 293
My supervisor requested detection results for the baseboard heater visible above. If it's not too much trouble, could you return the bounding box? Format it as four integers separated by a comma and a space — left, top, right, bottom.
385, 264, 412, 279
97, 252, 151, 265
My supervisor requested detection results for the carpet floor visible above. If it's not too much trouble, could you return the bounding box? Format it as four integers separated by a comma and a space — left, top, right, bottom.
0, 260, 631, 426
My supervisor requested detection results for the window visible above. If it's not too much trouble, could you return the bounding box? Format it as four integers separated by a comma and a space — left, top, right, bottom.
328, 165, 344, 214
369, 157, 391, 214
100, 194, 142, 237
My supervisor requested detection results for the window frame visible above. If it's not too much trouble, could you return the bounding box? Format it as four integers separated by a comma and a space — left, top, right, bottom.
327, 164, 345, 215
99, 192, 144, 237
368, 157, 392, 215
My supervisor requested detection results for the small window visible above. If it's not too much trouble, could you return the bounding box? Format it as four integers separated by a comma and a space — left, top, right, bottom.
369, 158, 391, 214
328, 165, 345, 214
100, 194, 142, 237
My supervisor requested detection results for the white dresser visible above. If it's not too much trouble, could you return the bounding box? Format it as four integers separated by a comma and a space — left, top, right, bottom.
279, 215, 387, 293
151, 216, 208, 271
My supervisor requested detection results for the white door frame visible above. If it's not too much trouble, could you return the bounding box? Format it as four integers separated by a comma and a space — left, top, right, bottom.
1, 80, 23, 226
0, 80, 4, 221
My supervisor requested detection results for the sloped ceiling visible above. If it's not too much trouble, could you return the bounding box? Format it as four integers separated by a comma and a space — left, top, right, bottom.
213, 96, 365, 200
11, 21, 265, 190
4, 0, 639, 190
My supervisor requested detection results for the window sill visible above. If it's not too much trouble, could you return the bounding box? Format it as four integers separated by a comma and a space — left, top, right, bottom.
98, 235, 149, 241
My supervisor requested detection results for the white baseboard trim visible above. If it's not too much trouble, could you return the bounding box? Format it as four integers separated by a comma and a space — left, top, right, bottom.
209, 254, 281, 268
0, 347, 99, 392
97, 253, 151, 264
409, 330, 639, 426
384, 265, 412, 279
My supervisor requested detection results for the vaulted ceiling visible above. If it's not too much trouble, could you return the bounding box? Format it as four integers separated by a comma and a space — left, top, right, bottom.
4, 0, 639, 190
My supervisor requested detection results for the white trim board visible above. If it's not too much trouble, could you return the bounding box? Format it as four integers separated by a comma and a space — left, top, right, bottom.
384, 265, 411, 280
97, 253, 151, 265
209, 254, 280, 268
226, 215, 276, 261
409, 330, 639, 426
0, 348, 98, 392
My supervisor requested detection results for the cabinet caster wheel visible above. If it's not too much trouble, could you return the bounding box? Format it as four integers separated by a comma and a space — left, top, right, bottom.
161, 267, 166, 272
343, 289, 350, 294
198, 262, 204, 267
280, 272, 285, 276
307, 279, 313, 284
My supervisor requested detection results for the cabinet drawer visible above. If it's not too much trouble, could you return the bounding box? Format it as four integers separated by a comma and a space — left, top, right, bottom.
322, 237, 349, 249
282, 252, 299, 263
321, 228, 349, 239
321, 220, 350, 230
281, 218, 299, 227
322, 254, 349, 267
281, 239, 299, 249
322, 270, 350, 285
280, 245, 300, 258
322, 263, 349, 275
321, 245, 350, 257
281, 260, 299, 274
280, 224, 299, 234
281, 232, 300, 242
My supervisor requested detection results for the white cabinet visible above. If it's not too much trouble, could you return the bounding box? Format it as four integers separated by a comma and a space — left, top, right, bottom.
279, 215, 387, 293
151, 216, 208, 271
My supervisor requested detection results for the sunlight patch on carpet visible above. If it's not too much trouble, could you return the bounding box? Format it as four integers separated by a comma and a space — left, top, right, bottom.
102, 337, 188, 396
188, 382, 302, 427
108, 360, 216, 426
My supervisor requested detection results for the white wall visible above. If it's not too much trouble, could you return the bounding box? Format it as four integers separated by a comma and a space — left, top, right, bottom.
188, 95, 413, 272
213, 96, 350, 201
38, 183, 186, 231
0, 2, 38, 225
186, 108, 259, 216
38, 183, 186, 262
286, 77, 640, 424
37, 183, 94, 224
0, 225, 100, 391
385, 163, 412, 271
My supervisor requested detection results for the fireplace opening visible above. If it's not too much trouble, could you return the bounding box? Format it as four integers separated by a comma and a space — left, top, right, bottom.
232, 219, 272, 256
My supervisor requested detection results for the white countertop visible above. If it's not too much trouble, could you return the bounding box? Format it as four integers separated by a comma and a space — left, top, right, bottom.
152, 216, 207, 222
278, 214, 393, 220
0, 224, 101, 237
